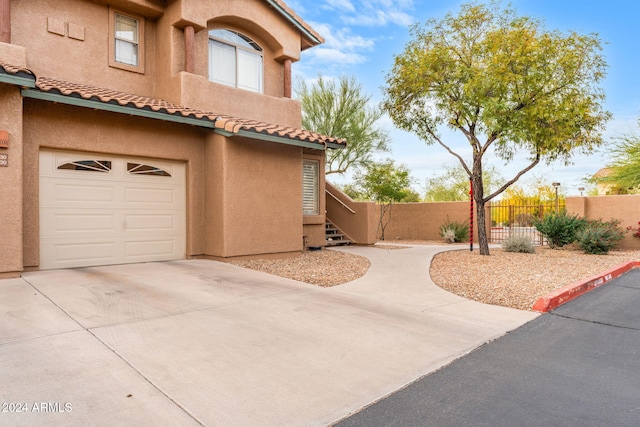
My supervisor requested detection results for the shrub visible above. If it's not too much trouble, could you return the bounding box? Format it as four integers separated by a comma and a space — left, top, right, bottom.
501, 235, 535, 253
533, 211, 587, 249
627, 221, 640, 239
439, 218, 470, 243
575, 219, 626, 255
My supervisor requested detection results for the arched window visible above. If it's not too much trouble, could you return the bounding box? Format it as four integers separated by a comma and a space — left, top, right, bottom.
208, 29, 263, 93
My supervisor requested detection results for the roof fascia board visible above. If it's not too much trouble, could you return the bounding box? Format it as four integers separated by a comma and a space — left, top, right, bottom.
21, 89, 216, 129
0, 73, 36, 88
215, 128, 327, 150
264, 0, 322, 45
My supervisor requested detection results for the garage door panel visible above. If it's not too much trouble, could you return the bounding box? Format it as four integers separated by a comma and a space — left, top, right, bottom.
125, 187, 177, 205
41, 241, 117, 268
40, 182, 116, 206
125, 240, 176, 258
125, 214, 176, 231
50, 212, 116, 233
40, 150, 186, 270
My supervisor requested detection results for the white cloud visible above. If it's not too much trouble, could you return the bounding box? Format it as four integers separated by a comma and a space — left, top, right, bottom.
322, 0, 416, 27
302, 22, 375, 68
323, 0, 357, 13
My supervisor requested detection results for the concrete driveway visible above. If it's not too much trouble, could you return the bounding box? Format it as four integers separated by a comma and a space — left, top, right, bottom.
0, 245, 537, 426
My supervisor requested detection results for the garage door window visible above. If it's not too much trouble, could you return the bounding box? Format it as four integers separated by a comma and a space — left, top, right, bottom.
58, 160, 112, 172
127, 163, 171, 177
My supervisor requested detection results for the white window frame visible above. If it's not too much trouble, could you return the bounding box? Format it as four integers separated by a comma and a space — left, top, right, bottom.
303, 159, 320, 216
109, 9, 145, 73
208, 29, 263, 93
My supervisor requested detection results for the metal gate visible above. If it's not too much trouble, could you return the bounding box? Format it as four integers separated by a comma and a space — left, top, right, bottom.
490, 201, 565, 245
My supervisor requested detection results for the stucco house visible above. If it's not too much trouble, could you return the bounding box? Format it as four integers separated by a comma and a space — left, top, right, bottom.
0, 0, 345, 277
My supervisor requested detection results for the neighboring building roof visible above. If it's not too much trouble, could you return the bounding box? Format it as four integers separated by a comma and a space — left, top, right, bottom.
593, 167, 612, 178
0, 62, 345, 150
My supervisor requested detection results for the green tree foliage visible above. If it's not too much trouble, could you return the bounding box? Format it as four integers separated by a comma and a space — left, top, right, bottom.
382, 2, 611, 254
296, 75, 390, 175
598, 125, 640, 192
351, 160, 414, 240
425, 164, 504, 201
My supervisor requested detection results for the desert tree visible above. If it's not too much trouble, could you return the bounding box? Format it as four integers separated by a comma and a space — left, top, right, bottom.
296, 75, 390, 175
597, 123, 640, 192
352, 159, 414, 240
424, 163, 504, 201
383, 1, 611, 254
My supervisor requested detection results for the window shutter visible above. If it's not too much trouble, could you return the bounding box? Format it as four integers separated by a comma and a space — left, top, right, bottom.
303, 160, 319, 215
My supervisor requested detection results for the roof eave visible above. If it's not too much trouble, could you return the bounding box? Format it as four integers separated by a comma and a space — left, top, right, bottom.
21, 88, 216, 129
264, 0, 323, 47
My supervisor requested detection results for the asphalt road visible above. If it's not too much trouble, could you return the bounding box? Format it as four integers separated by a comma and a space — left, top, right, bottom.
335, 269, 640, 427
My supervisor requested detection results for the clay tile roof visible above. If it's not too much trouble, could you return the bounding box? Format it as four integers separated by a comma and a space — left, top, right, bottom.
0, 61, 36, 79
32, 76, 345, 148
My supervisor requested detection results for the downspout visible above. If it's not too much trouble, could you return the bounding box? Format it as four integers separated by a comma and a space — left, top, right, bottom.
0, 0, 10, 43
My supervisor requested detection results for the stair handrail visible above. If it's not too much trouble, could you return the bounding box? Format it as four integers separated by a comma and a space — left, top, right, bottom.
326, 188, 356, 214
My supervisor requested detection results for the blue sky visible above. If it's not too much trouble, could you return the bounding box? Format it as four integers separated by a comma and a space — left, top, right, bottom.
289, 0, 640, 196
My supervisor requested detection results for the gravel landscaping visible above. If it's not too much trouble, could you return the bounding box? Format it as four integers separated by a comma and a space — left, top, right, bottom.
231, 243, 640, 311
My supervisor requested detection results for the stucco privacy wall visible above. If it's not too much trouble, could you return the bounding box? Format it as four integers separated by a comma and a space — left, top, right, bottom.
376, 202, 488, 243
0, 84, 23, 277
567, 195, 640, 250
22, 100, 207, 268
325, 184, 485, 244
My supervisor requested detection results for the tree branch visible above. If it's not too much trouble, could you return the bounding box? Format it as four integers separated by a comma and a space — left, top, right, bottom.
484, 152, 541, 202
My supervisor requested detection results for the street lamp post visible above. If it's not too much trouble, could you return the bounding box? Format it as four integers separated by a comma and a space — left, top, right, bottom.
552, 182, 561, 213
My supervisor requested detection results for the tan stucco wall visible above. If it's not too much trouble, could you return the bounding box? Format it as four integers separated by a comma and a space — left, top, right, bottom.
2, 0, 329, 272
567, 195, 640, 250
204, 133, 304, 258
156, 0, 303, 125
326, 182, 377, 245
11, 0, 157, 95
12, 0, 303, 127
22, 100, 207, 268
0, 84, 24, 276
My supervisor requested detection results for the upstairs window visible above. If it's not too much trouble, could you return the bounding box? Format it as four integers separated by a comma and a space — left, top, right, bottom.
208, 29, 263, 93
115, 14, 139, 66
109, 9, 145, 73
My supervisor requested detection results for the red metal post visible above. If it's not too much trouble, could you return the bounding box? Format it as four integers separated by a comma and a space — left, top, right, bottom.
469, 179, 474, 252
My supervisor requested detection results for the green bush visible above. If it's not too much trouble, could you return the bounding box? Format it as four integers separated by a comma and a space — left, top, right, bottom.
533, 211, 587, 249
576, 219, 626, 255
501, 235, 535, 253
439, 218, 469, 243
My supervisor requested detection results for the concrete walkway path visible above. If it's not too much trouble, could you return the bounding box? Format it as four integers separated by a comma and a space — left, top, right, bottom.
0, 245, 537, 426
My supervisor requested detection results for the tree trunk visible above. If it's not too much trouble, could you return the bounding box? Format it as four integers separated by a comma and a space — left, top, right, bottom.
472, 158, 491, 255
476, 198, 490, 255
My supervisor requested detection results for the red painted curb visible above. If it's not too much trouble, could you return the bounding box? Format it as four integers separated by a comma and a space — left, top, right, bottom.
532, 261, 640, 313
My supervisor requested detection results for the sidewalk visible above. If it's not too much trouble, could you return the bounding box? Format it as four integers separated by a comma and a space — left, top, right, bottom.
0, 245, 537, 426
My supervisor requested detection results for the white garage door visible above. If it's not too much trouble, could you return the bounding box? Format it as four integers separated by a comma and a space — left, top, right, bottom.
40, 150, 186, 270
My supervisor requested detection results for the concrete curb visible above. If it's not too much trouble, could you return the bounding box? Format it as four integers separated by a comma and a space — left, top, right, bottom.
532, 261, 640, 313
